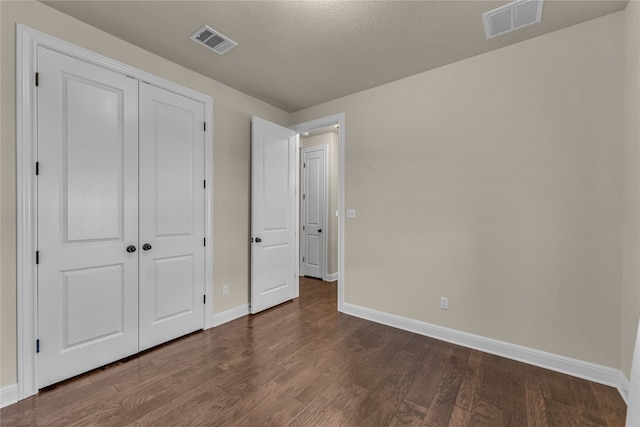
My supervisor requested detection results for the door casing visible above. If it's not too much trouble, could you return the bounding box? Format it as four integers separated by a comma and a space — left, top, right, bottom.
291, 116, 346, 311
16, 24, 214, 400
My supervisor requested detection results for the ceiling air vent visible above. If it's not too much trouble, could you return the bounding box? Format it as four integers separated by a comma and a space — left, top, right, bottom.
483, 0, 543, 39
191, 25, 237, 55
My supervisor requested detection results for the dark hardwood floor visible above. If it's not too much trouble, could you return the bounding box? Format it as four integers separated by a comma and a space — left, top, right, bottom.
1, 277, 627, 426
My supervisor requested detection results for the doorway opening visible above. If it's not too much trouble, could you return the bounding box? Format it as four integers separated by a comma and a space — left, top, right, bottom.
291, 114, 345, 312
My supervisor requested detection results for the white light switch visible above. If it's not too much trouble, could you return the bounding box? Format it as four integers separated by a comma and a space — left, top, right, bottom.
346, 209, 356, 219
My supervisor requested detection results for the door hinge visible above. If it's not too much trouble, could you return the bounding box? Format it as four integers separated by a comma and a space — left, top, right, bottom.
303, 194, 306, 200
303, 225, 305, 231
303, 257, 305, 262
303, 162, 306, 168
203, 180, 206, 189
36, 251, 40, 265
203, 237, 206, 246
36, 339, 40, 353
35, 72, 39, 87
35, 162, 39, 175
203, 122, 206, 132
203, 295, 206, 304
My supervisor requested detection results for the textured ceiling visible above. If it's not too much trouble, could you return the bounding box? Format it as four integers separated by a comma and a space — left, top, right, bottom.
40, 0, 628, 112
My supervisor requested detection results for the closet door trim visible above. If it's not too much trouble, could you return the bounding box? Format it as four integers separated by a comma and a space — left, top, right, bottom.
16, 24, 214, 401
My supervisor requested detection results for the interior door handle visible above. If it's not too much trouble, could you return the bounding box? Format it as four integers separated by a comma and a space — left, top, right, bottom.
317, 229, 322, 233
255, 237, 262, 243
126, 245, 137, 253
142, 243, 152, 251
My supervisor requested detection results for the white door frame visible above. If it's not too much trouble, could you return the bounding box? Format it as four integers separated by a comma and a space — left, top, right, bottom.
15, 25, 214, 400
291, 115, 345, 312
299, 145, 328, 280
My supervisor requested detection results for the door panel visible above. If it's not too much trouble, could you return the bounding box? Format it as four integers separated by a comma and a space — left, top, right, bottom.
251, 117, 298, 314
263, 136, 291, 229
138, 83, 205, 351
64, 264, 125, 347
155, 104, 195, 236
153, 255, 195, 320
306, 235, 321, 266
37, 47, 139, 388
301, 147, 326, 279
65, 79, 124, 242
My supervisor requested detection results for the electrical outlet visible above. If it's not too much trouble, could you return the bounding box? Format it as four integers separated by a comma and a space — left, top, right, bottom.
222, 285, 229, 296
440, 297, 448, 310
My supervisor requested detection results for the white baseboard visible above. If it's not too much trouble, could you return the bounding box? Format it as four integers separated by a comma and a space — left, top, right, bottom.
618, 370, 630, 405
325, 272, 338, 282
1, 383, 18, 409
342, 302, 630, 403
211, 303, 249, 327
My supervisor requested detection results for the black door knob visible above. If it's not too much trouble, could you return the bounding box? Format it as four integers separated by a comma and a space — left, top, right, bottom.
142, 243, 152, 251
255, 237, 262, 243
126, 245, 137, 253
317, 229, 322, 233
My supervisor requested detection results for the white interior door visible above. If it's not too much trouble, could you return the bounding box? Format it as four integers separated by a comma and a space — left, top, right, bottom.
301, 147, 326, 279
37, 46, 139, 388
251, 116, 298, 314
138, 83, 206, 351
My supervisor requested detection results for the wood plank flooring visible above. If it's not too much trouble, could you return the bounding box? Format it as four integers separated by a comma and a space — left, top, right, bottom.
1, 277, 626, 426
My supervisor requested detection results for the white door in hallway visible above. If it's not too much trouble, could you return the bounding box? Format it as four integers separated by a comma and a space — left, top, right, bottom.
37, 46, 140, 388
250, 116, 298, 314
138, 83, 206, 351
301, 146, 326, 279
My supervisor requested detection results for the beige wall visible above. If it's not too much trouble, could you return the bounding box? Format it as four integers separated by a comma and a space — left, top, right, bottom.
0, 0, 289, 387
622, 0, 640, 379
300, 132, 339, 275
292, 12, 625, 369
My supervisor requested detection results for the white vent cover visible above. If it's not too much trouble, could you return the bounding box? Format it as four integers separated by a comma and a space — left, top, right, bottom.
191, 25, 237, 55
483, 0, 543, 39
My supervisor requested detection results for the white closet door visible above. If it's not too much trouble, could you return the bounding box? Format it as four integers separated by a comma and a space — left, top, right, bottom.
37, 47, 140, 388
138, 83, 206, 351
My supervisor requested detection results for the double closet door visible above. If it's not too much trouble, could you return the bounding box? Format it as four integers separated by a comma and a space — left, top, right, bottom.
37, 47, 206, 388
